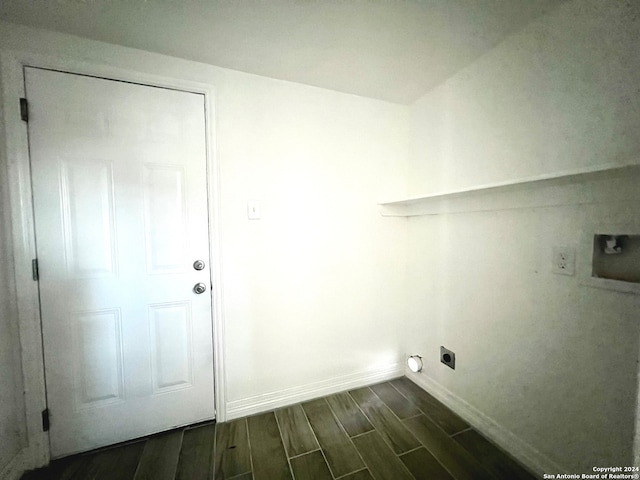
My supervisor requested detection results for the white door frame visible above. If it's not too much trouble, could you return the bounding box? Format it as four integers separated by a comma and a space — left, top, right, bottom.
0, 49, 227, 472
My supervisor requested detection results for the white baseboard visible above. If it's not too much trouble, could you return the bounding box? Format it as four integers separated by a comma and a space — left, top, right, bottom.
226, 363, 404, 420
405, 369, 566, 476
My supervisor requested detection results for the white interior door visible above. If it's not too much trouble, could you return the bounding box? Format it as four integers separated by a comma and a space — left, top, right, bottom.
25, 67, 215, 458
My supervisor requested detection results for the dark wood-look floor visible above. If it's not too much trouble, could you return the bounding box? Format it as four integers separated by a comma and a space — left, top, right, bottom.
22, 377, 536, 480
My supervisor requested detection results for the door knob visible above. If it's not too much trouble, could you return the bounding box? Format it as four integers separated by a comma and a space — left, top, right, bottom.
193, 260, 205, 271
193, 283, 207, 294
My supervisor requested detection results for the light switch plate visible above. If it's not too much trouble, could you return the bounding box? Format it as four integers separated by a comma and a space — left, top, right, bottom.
247, 200, 261, 220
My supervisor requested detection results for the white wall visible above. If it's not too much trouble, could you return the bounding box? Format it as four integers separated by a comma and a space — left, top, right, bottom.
0, 70, 28, 473
218, 77, 409, 407
409, 0, 640, 195
405, 0, 640, 473
0, 19, 409, 463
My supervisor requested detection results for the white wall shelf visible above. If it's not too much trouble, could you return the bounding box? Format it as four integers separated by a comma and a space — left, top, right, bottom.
379, 162, 640, 216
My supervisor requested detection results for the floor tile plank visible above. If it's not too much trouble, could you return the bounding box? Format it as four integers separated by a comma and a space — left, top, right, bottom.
104, 443, 146, 480
290, 450, 332, 480
226, 474, 252, 480
325, 392, 374, 437
403, 415, 493, 480
349, 387, 420, 454
391, 378, 469, 435
351, 431, 414, 480
302, 398, 364, 478
134, 430, 183, 480
399, 447, 454, 480
214, 419, 252, 479
176, 423, 216, 480
370, 382, 421, 419
75, 441, 145, 480
275, 404, 319, 458
247, 412, 293, 480
339, 470, 375, 480
45, 455, 92, 480
453, 429, 536, 480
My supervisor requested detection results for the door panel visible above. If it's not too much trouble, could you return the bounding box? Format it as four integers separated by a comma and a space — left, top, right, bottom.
60, 159, 118, 278
149, 301, 193, 392
25, 67, 215, 458
142, 163, 187, 274
73, 308, 124, 407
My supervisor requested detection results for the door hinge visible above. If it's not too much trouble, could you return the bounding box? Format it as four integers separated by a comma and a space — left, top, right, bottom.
20, 98, 28, 122
42, 408, 50, 432
32, 258, 39, 281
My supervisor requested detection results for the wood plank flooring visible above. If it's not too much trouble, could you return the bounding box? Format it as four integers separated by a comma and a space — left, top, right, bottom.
21, 377, 535, 480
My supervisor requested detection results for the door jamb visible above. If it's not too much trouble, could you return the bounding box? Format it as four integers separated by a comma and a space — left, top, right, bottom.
0, 50, 227, 471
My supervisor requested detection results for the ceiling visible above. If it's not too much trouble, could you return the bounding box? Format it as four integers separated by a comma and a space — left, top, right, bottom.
0, 0, 565, 104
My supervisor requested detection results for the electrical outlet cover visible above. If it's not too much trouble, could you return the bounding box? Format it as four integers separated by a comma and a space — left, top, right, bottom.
440, 346, 455, 370
552, 246, 575, 276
